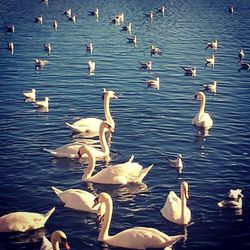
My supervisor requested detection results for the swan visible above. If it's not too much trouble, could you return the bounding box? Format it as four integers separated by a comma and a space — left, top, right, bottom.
35, 59, 49, 67
203, 81, 217, 94
65, 88, 118, 135
127, 35, 137, 44
144, 11, 154, 20
228, 5, 234, 14
5, 24, 15, 33
150, 45, 162, 55
44, 43, 52, 54
93, 192, 185, 249
144, 77, 160, 90
51, 186, 100, 213
85, 43, 94, 53
87, 59, 95, 73
217, 191, 243, 209
139, 60, 152, 70
121, 22, 132, 33
205, 55, 215, 67
35, 97, 49, 108
228, 189, 242, 199
165, 154, 183, 173
192, 91, 213, 128
161, 182, 191, 225
62, 8, 72, 18
205, 40, 218, 50
238, 49, 245, 60
35, 15, 43, 24
238, 61, 250, 71
44, 120, 112, 159
23, 88, 36, 100
0, 207, 55, 232
181, 66, 197, 76
156, 5, 165, 15
8, 42, 14, 53
53, 20, 58, 31
81, 144, 153, 185
40, 230, 70, 250
88, 8, 99, 18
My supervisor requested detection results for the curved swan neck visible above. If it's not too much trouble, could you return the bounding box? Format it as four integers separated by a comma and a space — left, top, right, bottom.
199, 93, 206, 114
82, 148, 96, 180
104, 94, 114, 127
180, 184, 187, 224
98, 195, 113, 241
99, 123, 110, 154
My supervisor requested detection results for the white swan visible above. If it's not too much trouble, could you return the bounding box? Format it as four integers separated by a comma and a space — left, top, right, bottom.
87, 59, 95, 73
205, 39, 218, 50
139, 60, 152, 70
85, 43, 94, 53
44, 120, 112, 159
44, 43, 52, 54
181, 66, 197, 76
161, 182, 191, 225
35, 59, 49, 67
121, 22, 132, 33
8, 42, 14, 53
217, 191, 243, 209
127, 35, 137, 44
5, 24, 15, 33
81, 144, 153, 185
93, 192, 185, 249
238, 48, 245, 60
40, 230, 70, 250
53, 20, 58, 31
150, 45, 162, 55
166, 154, 183, 173
35, 96, 49, 108
192, 91, 213, 128
88, 8, 99, 18
0, 207, 55, 232
65, 88, 118, 135
203, 81, 217, 94
51, 186, 99, 213
35, 15, 43, 24
23, 88, 36, 100
144, 77, 160, 90
205, 54, 215, 67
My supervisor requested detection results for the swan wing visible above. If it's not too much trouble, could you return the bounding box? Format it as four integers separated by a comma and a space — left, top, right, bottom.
66, 118, 102, 133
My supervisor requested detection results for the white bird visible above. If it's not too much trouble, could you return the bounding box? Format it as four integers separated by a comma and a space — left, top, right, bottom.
68, 14, 76, 24
51, 186, 100, 213
53, 20, 58, 31
121, 22, 132, 33
218, 191, 243, 209
85, 43, 94, 53
156, 5, 165, 15
144, 11, 154, 20
81, 144, 153, 185
35, 96, 49, 108
88, 8, 99, 18
44, 43, 52, 54
181, 66, 197, 76
8, 42, 14, 53
0, 207, 55, 232
239, 61, 250, 71
139, 60, 152, 70
87, 59, 95, 73
161, 182, 191, 225
203, 80, 217, 94
205, 55, 215, 67
166, 154, 183, 173
63, 8, 72, 18
5, 24, 15, 33
228, 5, 234, 14
65, 88, 117, 135
35, 58, 49, 67
238, 49, 245, 60
144, 77, 160, 90
23, 88, 36, 100
44, 120, 112, 159
93, 192, 185, 249
192, 91, 213, 129
40, 230, 70, 250
228, 189, 243, 199
205, 39, 218, 50
127, 35, 137, 44
150, 45, 162, 55
34, 15, 43, 24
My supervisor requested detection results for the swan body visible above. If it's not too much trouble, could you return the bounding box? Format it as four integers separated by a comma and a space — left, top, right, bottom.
35, 15, 43, 24
0, 207, 55, 232
63, 8, 72, 18
65, 88, 117, 135
40, 230, 70, 250
5, 24, 15, 33
23, 88, 36, 100
121, 22, 132, 33
203, 81, 217, 94
206, 40, 218, 50
150, 45, 162, 55
81, 145, 153, 185
192, 91, 213, 128
144, 11, 154, 20
166, 154, 183, 173
205, 55, 215, 66
112, 13, 124, 24
51, 186, 99, 213
139, 61, 152, 70
218, 192, 243, 209
35, 59, 49, 67
8, 42, 14, 53
86, 43, 94, 53
156, 5, 165, 15
161, 182, 191, 225
87, 59, 95, 72
94, 192, 184, 249
127, 35, 137, 44
144, 77, 160, 90
35, 97, 49, 108
45, 121, 112, 159
181, 66, 197, 76
44, 43, 52, 54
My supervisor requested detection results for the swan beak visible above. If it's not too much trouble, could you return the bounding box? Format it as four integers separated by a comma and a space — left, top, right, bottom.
193, 94, 197, 101
61, 238, 70, 250
113, 94, 118, 99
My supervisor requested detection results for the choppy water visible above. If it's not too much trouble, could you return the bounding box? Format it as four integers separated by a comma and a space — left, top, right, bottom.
0, 0, 250, 249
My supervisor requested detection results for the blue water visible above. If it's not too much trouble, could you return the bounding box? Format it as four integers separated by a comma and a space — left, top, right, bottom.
0, 0, 250, 249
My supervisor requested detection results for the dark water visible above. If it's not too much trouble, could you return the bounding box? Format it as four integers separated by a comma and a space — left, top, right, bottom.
0, 0, 250, 249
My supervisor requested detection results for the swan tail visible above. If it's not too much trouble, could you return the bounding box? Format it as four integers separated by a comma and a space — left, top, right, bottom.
138, 164, 154, 182
43, 207, 55, 223
166, 234, 185, 247
43, 148, 57, 156
51, 186, 63, 196
128, 155, 134, 163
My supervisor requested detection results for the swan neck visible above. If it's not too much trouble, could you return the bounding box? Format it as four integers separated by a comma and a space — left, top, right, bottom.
98, 196, 113, 241
99, 125, 109, 154
199, 94, 206, 114
104, 95, 114, 127
83, 149, 96, 180
181, 185, 187, 224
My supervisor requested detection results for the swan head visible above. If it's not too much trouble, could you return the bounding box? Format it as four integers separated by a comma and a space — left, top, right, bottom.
102, 88, 118, 100
181, 181, 189, 199
193, 91, 205, 101
93, 192, 110, 208
177, 154, 183, 159
228, 189, 243, 199
51, 230, 70, 250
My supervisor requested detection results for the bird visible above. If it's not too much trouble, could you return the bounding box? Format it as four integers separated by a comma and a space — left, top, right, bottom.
81, 144, 153, 185
127, 35, 137, 44
93, 192, 185, 249
51, 186, 100, 213
8, 42, 14, 53
44, 43, 52, 54
161, 182, 191, 225
238, 61, 250, 71
5, 24, 15, 33
35, 97, 49, 109
203, 81, 217, 94
205, 55, 215, 67
0, 207, 55, 232
139, 60, 152, 70
88, 8, 99, 18
228, 189, 243, 199
40, 230, 70, 250
218, 191, 243, 209
205, 40, 218, 50
87, 59, 95, 73
65, 88, 118, 135
228, 5, 234, 14
23, 88, 36, 100
35, 59, 49, 67
53, 20, 58, 31
150, 45, 162, 55
111, 13, 124, 25
85, 43, 94, 53
144, 11, 154, 20
144, 77, 160, 90
34, 15, 43, 24
181, 66, 197, 76
156, 5, 165, 15
62, 8, 72, 18
165, 154, 183, 173
68, 14, 76, 24
44, 120, 113, 159
192, 91, 213, 129
238, 49, 245, 61
121, 22, 132, 33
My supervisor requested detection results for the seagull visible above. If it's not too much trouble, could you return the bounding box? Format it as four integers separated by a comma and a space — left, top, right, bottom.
88, 8, 99, 18
127, 35, 137, 44
238, 49, 245, 61
121, 22, 132, 33
150, 45, 162, 55
144, 77, 160, 90
5, 24, 15, 33
139, 60, 152, 70
85, 43, 94, 53
35, 97, 49, 108
87, 60, 95, 73
205, 39, 218, 50
35, 59, 48, 67
44, 43, 52, 54
165, 154, 183, 173
23, 88, 36, 100
34, 15, 43, 24
205, 55, 215, 67
53, 20, 58, 31
181, 66, 197, 76
203, 81, 217, 94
